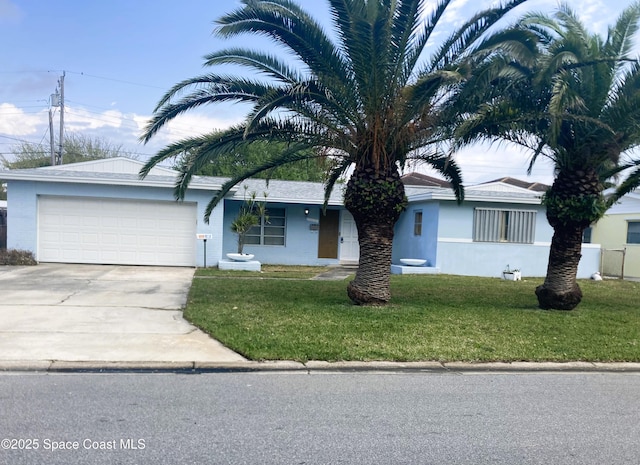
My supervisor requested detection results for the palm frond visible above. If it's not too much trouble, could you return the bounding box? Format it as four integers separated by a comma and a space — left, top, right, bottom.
605, 1, 640, 66
203, 48, 304, 83
426, 0, 529, 73
387, 0, 424, 85
140, 75, 279, 143
198, 141, 327, 222
216, 0, 353, 98
322, 156, 353, 212
407, 151, 465, 203
609, 159, 640, 202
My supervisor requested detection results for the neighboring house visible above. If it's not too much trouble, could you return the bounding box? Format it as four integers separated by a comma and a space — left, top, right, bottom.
393, 175, 600, 278
0, 200, 7, 249
589, 191, 640, 278
0, 158, 600, 278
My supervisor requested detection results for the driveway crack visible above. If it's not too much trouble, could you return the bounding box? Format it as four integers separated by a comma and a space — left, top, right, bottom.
58, 291, 80, 305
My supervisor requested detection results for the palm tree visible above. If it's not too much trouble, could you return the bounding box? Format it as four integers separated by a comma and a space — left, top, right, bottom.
140, 0, 528, 305
455, 3, 640, 310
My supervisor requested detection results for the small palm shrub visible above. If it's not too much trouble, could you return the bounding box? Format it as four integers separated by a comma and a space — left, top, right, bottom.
0, 248, 37, 265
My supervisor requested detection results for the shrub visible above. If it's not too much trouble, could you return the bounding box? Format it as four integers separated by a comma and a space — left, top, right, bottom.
0, 249, 37, 266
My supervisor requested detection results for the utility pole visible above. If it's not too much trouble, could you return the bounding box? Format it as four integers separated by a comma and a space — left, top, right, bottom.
48, 108, 55, 165
57, 71, 65, 165
49, 71, 65, 166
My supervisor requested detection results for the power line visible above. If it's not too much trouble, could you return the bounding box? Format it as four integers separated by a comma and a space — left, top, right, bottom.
0, 69, 165, 90
0, 135, 45, 145
65, 70, 166, 90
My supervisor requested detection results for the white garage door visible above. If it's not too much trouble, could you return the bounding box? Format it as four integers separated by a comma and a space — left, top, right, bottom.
38, 196, 197, 266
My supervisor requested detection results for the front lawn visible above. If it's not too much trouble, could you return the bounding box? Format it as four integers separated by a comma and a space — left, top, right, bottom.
186, 268, 640, 362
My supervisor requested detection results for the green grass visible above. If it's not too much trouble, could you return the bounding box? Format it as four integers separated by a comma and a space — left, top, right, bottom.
185, 271, 640, 362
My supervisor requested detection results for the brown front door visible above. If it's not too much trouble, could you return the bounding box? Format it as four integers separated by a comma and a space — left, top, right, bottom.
318, 209, 339, 259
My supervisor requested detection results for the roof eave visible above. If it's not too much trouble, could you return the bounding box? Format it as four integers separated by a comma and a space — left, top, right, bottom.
0, 173, 226, 191
408, 191, 543, 204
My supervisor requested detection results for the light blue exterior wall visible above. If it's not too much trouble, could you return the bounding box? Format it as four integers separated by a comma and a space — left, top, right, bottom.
6, 180, 225, 267
437, 200, 552, 240
222, 200, 341, 265
7, 176, 601, 276
392, 202, 439, 266
393, 199, 601, 279
436, 240, 600, 278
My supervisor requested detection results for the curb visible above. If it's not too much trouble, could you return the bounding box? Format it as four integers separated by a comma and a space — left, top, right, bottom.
2, 360, 640, 373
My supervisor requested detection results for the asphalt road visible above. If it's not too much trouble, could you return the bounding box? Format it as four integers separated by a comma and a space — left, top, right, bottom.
1, 371, 638, 464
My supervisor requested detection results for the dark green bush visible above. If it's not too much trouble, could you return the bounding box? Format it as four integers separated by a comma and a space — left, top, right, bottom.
0, 249, 37, 265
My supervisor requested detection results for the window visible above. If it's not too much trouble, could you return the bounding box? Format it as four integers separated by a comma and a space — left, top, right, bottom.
245, 207, 286, 246
627, 221, 640, 244
473, 208, 536, 244
413, 210, 423, 236
582, 226, 592, 244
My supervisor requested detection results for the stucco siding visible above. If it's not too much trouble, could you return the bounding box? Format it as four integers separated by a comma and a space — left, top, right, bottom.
436, 240, 600, 278
433, 200, 598, 278
6, 181, 38, 252
437, 201, 552, 241
222, 200, 341, 266
392, 202, 439, 266
393, 197, 599, 278
6, 180, 224, 267
436, 202, 470, 239
590, 214, 634, 246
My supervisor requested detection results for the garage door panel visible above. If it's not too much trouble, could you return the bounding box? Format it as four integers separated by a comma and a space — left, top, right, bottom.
62, 232, 81, 243
82, 233, 99, 245
38, 196, 196, 266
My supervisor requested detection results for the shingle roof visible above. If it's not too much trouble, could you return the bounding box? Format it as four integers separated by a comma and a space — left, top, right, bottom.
481, 176, 549, 192
401, 172, 452, 188
0, 162, 345, 205
0, 161, 541, 206
233, 178, 344, 205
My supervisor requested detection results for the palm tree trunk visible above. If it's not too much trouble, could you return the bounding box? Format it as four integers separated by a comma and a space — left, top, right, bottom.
347, 218, 396, 304
535, 169, 602, 310
535, 224, 584, 310
344, 165, 407, 305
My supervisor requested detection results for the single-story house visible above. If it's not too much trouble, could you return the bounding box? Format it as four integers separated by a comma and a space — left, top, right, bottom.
0, 158, 349, 268
589, 190, 640, 278
0, 158, 600, 278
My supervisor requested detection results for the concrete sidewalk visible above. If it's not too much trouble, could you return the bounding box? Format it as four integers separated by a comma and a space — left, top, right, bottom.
0, 264, 246, 367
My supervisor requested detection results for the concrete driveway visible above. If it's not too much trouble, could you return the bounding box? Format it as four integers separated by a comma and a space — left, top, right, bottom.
0, 263, 245, 368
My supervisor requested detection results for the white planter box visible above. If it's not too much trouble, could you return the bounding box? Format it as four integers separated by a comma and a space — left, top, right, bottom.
502, 271, 521, 281
219, 259, 261, 271
226, 253, 255, 262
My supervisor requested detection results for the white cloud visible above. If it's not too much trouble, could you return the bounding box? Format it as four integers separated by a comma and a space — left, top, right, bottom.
64, 107, 124, 131
134, 110, 244, 146
454, 143, 555, 185
414, 142, 555, 186
0, 103, 46, 136
441, 0, 472, 26
0, 101, 240, 162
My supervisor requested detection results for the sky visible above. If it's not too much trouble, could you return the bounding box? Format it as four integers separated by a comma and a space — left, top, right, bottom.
0, 0, 637, 186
